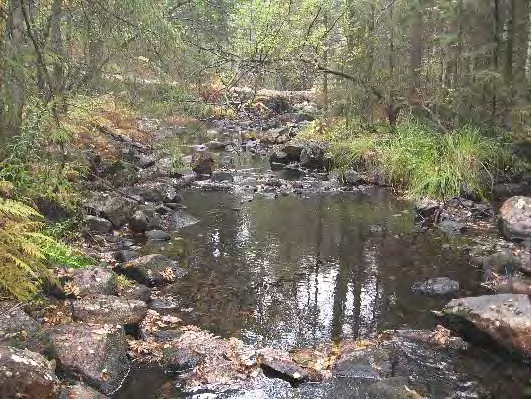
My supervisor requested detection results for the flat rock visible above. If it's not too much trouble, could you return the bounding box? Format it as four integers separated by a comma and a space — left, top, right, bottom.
71, 295, 147, 325
442, 294, 531, 359
118, 283, 151, 302
438, 219, 466, 234
411, 277, 459, 295
83, 193, 136, 228
145, 230, 171, 241
113, 250, 140, 263
50, 324, 129, 395
126, 182, 180, 204
500, 196, 531, 241
211, 170, 234, 182
70, 267, 118, 297
0, 345, 60, 399
258, 348, 319, 383
116, 254, 186, 287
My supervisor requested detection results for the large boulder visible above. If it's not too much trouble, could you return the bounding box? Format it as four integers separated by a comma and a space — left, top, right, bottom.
442, 294, 531, 359
50, 324, 129, 395
0, 345, 60, 399
269, 144, 303, 164
116, 254, 187, 287
500, 196, 531, 240
70, 267, 118, 297
83, 193, 137, 228
71, 295, 147, 326
0, 303, 52, 353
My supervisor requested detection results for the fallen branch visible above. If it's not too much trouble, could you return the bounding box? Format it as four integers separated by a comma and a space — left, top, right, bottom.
93, 123, 151, 153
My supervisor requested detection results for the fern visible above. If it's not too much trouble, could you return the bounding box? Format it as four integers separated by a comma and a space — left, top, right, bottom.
0, 196, 90, 300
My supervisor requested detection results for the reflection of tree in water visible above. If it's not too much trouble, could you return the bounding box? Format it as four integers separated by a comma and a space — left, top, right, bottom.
176, 190, 470, 348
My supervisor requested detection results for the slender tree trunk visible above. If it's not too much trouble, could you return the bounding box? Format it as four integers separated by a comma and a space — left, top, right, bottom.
1, 0, 25, 146
409, 5, 423, 97
50, 0, 65, 112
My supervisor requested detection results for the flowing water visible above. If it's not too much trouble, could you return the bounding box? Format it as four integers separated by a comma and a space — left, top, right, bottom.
116, 145, 530, 398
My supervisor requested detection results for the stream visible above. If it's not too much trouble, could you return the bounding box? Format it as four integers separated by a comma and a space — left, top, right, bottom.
115, 129, 530, 398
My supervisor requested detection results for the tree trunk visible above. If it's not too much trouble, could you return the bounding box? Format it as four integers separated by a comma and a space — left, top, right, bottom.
1, 0, 25, 146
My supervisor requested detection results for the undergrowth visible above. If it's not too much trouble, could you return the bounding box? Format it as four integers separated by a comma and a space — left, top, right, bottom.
0, 194, 92, 300
305, 118, 521, 200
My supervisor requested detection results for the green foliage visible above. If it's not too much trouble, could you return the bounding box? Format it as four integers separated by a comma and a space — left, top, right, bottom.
316, 118, 517, 200
0, 193, 92, 300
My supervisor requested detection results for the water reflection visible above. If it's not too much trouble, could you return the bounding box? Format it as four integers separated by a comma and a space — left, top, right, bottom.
153, 189, 480, 349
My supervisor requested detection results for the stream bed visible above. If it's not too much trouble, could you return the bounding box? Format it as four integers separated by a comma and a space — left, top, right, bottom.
115, 143, 530, 398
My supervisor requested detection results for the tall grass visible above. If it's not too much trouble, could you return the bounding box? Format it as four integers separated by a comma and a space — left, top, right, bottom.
322, 118, 518, 200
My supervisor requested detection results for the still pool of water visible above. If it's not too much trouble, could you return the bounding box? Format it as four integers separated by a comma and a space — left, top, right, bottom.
117, 187, 531, 398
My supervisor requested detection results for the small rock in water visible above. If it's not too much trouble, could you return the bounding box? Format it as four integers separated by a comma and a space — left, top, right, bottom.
211, 170, 235, 182
145, 230, 171, 241
411, 277, 460, 295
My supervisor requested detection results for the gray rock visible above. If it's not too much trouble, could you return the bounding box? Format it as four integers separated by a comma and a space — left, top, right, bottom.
60, 382, 109, 399
206, 140, 227, 150
258, 349, 319, 383
500, 196, 531, 241
493, 182, 528, 199
160, 347, 204, 371
70, 266, 118, 297
118, 284, 151, 302
145, 230, 171, 241
192, 151, 214, 175
300, 142, 327, 169
0, 345, 60, 399
442, 294, 531, 359
411, 277, 459, 295
211, 170, 234, 182
83, 193, 137, 228
84, 216, 112, 234
116, 254, 186, 287
72, 295, 147, 325
438, 219, 466, 234
127, 182, 180, 204
265, 178, 282, 188
50, 324, 129, 395
0, 303, 51, 353
113, 250, 140, 263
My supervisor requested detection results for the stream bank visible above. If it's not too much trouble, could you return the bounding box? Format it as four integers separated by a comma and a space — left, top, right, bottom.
1, 90, 531, 398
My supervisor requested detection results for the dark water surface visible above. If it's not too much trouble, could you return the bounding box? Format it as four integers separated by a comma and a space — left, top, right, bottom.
152, 189, 480, 349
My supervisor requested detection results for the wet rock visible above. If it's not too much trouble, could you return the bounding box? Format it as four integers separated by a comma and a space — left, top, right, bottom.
113, 250, 140, 263
414, 199, 440, 218
83, 193, 137, 228
118, 283, 151, 302
116, 254, 186, 287
333, 342, 392, 379
50, 324, 129, 395
300, 142, 327, 169
442, 294, 531, 359
411, 277, 459, 295
60, 382, 109, 399
269, 144, 303, 165
71, 295, 147, 326
366, 378, 423, 399
193, 180, 233, 191
0, 345, 60, 399
0, 303, 52, 353
438, 219, 466, 234
192, 151, 214, 175
500, 196, 531, 241
160, 347, 204, 371
129, 210, 150, 233
145, 230, 171, 241
258, 349, 319, 383
84, 216, 112, 234
170, 210, 199, 231
211, 170, 235, 182
342, 170, 364, 186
